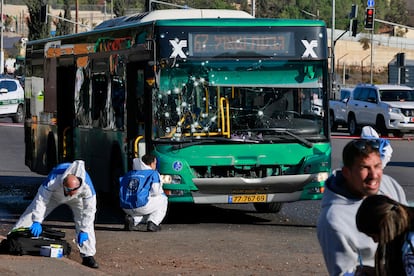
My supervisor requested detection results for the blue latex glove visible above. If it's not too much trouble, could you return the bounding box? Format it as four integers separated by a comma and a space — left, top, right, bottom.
78, 232, 89, 247
30, 222, 42, 237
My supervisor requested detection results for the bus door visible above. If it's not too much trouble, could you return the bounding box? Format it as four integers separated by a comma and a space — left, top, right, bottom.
126, 62, 147, 166
56, 65, 77, 163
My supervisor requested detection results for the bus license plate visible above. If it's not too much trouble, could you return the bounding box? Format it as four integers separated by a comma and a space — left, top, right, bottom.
228, 194, 267, 203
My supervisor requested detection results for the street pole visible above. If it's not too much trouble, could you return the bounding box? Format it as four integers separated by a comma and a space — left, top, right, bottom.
75, 0, 78, 33
370, 30, 373, 84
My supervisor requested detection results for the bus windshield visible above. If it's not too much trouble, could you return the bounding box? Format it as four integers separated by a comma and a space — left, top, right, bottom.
153, 59, 326, 142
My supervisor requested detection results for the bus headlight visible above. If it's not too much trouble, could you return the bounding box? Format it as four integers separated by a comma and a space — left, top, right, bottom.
314, 172, 329, 182
160, 174, 182, 184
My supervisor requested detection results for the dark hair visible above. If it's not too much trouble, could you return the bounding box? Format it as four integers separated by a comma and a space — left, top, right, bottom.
356, 195, 413, 276
342, 139, 380, 167
141, 154, 156, 166
356, 195, 409, 243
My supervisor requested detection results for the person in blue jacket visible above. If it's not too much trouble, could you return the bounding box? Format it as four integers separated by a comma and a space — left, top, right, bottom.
120, 154, 168, 232
12, 160, 99, 268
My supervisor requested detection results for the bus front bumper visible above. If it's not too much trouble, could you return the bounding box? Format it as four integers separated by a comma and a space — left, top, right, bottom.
188, 172, 327, 203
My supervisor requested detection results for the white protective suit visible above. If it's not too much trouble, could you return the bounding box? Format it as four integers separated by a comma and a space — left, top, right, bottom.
360, 126, 393, 168
13, 160, 97, 257
122, 158, 168, 225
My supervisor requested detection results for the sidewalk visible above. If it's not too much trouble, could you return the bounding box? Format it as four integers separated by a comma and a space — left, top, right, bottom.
0, 254, 108, 276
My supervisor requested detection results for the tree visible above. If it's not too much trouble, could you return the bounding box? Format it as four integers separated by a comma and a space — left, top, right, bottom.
113, 0, 126, 17
24, 0, 50, 40
55, 0, 73, 36
359, 36, 370, 50
240, 0, 249, 13
383, 0, 408, 36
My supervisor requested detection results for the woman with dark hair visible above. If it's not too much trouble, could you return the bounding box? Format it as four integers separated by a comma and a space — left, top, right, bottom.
356, 194, 414, 276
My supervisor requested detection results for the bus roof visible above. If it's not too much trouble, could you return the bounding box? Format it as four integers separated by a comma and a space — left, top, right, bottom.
94, 9, 254, 30
27, 9, 326, 46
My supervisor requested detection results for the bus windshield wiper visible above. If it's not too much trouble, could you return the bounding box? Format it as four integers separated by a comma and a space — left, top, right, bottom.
157, 136, 260, 150
248, 128, 314, 148
170, 139, 215, 150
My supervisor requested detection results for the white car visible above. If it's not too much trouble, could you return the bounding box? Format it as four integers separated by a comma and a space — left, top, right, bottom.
0, 77, 24, 123
347, 84, 414, 137
329, 87, 353, 131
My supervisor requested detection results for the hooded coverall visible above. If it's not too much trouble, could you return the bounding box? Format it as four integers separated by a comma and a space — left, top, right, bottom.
13, 160, 97, 257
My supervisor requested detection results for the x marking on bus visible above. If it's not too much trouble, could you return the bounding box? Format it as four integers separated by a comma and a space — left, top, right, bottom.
301, 40, 318, 58
169, 39, 187, 58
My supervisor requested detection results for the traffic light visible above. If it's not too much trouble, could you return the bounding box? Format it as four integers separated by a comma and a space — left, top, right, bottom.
400, 67, 407, 84
364, 8, 375, 30
40, 3, 47, 23
349, 4, 358, 19
397, 52, 405, 67
350, 19, 358, 37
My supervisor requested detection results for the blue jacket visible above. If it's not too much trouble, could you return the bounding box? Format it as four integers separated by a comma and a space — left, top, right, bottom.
119, 169, 160, 209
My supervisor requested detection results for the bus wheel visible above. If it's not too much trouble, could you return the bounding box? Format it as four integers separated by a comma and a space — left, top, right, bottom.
253, 202, 283, 213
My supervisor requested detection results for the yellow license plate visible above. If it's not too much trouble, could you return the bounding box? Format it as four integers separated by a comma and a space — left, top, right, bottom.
228, 194, 267, 203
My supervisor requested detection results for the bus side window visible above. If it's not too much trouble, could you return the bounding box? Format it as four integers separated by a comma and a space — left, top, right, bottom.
112, 75, 125, 130
135, 70, 145, 135
75, 67, 90, 126
92, 73, 108, 128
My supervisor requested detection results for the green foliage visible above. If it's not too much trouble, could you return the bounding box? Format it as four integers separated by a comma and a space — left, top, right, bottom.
384, 0, 408, 25
359, 36, 371, 50
139, 0, 409, 34
24, 0, 410, 38
240, 0, 249, 13
55, 0, 73, 36
24, 0, 50, 40
114, 0, 126, 16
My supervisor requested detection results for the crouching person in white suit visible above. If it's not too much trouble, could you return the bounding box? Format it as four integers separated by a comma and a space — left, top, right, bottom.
120, 154, 168, 232
13, 160, 99, 268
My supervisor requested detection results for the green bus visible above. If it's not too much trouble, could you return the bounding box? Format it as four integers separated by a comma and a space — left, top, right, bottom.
24, 9, 331, 212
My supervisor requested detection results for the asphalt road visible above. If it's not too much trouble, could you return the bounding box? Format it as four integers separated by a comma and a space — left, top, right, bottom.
1, 122, 414, 225
1, 121, 413, 274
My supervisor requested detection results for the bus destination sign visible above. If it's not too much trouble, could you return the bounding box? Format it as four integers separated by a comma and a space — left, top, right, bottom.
188, 32, 294, 57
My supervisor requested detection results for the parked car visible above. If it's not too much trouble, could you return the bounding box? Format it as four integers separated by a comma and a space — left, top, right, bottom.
0, 77, 24, 123
329, 87, 353, 131
346, 84, 414, 137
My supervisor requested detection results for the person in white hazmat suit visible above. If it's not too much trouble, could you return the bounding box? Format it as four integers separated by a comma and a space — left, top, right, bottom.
360, 126, 393, 168
12, 160, 99, 268
120, 154, 168, 232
